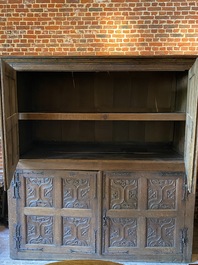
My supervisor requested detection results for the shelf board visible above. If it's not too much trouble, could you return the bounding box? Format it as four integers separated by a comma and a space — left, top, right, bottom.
18, 112, 186, 121
18, 142, 185, 171
18, 159, 185, 172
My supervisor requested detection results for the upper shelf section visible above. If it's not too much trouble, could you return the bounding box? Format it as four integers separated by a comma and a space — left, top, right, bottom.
18, 71, 188, 114
19, 112, 186, 121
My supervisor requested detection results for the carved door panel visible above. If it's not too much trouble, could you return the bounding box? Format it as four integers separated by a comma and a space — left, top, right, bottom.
10, 170, 98, 259
102, 171, 186, 261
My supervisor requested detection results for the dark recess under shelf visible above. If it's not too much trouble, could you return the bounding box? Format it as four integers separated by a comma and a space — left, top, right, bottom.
20, 142, 184, 160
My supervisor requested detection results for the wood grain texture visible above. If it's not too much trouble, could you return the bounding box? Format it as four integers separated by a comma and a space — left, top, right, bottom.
1, 60, 19, 189
3, 56, 195, 72
18, 112, 186, 121
17, 159, 185, 171
184, 58, 198, 192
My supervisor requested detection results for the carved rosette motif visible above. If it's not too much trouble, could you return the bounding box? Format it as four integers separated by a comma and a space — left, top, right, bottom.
26, 177, 53, 207
63, 179, 90, 208
27, 216, 53, 244
148, 179, 176, 209
147, 218, 175, 247
110, 179, 138, 209
63, 217, 91, 246
109, 218, 137, 247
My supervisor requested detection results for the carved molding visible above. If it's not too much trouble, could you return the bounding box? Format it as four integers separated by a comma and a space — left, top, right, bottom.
63, 217, 91, 246
110, 179, 138, 209
148, 179, 176, 209
63, 179, 91, 209
109, 218, 137, 247
26, 177, 53, 207
27, 216, 53, 244
147, 218, 175, 247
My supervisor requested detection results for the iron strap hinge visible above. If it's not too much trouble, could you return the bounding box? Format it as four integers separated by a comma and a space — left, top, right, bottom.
12, 172, 21, 200
103, 209, 109, 227
14, 224, 22, 250
180, 227, 188, 253
14, 223, 43, 252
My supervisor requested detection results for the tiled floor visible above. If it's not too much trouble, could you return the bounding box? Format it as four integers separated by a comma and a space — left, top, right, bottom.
1, 224, 198, 265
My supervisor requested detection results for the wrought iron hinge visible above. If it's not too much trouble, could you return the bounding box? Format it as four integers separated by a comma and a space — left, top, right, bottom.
103, 209, 109, 227
182, 174, 189, 201
14, 224, 22, 250
14, 223, 43, 252
180, 227, 188, 253
12, 172, 21, 199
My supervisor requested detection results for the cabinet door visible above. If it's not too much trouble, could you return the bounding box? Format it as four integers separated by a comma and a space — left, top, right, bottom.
1, 60, 19, 189
9, 170, 99, 260
102, 171, 185, 262
184, 58, 198, 192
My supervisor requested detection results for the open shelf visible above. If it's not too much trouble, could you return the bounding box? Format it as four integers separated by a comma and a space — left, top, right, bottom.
20, 142, 184, 160
17, 69, 187, 170
18, 112, 186, 121
18, 71, 187, 114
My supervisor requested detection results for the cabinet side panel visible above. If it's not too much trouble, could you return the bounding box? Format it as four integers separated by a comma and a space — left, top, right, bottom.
1, 60, 19, 189
184, 58, 198, 192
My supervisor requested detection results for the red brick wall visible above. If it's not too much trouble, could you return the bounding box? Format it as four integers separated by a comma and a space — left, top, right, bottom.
0, 0, 198, 56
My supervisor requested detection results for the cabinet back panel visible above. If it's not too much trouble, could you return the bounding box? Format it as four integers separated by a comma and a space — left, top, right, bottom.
175, 72, 188, 112
19, 121, 33, 155
19, 120, 176, 145
17, 72, 185, 113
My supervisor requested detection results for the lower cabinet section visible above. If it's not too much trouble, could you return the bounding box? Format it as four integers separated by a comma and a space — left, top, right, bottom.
9, 169, 188, 262
102, 171, 185, 259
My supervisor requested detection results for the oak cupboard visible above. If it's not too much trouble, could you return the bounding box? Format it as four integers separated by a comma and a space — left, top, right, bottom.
0, 57, 198, 262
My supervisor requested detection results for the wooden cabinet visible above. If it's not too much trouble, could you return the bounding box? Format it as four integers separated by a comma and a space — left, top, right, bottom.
10, 170, 99, 258
102, 171, 185, 259
1, 57, 198, 262
9, 169, 185, 262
